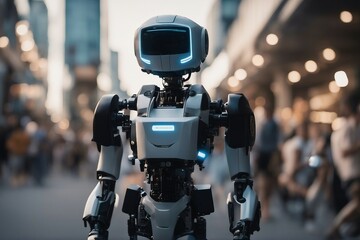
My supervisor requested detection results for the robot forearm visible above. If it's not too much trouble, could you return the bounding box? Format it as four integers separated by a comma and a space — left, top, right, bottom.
223, 93, 260, 239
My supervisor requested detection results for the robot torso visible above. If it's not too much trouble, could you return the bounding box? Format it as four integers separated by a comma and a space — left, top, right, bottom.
133, 84, 211, 164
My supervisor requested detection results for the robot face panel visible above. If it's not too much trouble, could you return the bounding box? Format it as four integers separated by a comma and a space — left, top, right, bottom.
134, 15, 208, 78
141, 26, 190, 56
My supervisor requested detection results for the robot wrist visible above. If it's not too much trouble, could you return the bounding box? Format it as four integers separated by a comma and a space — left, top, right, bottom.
233, 173, 253, 204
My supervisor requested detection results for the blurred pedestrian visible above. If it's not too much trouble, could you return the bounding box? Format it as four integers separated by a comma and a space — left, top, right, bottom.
303, 122, 330, 232
5, 116, 31, 187
51, 133, 67, 176
253, 104, 281, 221
0, 120, 9, 181
26, 120, 48, 186
279, 121, 310, 201
67, 131, 87, 176
327, 92, 360, 239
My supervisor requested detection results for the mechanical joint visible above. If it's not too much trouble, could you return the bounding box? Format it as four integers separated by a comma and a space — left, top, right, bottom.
231, 173, 253, 203
225, 93, 255, 149
92, 94, 122, 147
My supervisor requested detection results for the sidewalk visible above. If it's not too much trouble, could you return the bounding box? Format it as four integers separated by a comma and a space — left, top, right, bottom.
0, 173, 330, 240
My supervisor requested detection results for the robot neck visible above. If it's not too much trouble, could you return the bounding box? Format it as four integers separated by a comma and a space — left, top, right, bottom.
162, 76, 184, 89
160, 76, 188, 107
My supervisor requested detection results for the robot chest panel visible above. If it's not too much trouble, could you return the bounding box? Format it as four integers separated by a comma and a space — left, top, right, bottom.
135, 108, 199, 161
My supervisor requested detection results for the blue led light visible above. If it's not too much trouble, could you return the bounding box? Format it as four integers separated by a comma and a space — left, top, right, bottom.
197, 151, 207, 160
141, 57, 151, 64
139, 33, 151, 65
180, 55, 192, 64
152, 125, 175, 132
180, 26, 193, 64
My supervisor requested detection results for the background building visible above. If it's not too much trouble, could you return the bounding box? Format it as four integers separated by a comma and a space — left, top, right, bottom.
202, 0, 360, 132
65, 0, 100, 127
0, 0, 48, 121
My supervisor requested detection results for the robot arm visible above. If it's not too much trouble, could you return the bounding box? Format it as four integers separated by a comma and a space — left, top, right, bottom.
223, 94, 260, 240
83, 94, 132, 240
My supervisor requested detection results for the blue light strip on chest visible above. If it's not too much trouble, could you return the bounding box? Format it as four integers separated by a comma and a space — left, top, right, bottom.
152, 125, 175, 132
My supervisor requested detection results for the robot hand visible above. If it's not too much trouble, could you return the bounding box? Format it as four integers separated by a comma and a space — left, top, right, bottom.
83, 178, 116, 240
227, 174, 261, 240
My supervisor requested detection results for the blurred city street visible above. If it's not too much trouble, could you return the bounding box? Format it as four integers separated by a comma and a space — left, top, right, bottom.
1, 1, 360, 240
0, 172, 328, 240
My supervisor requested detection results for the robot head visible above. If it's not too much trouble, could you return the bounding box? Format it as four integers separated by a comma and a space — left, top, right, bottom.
134, 15, 209, 78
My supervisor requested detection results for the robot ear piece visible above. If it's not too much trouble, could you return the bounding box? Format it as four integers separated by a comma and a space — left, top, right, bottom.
201, 28, 209, 62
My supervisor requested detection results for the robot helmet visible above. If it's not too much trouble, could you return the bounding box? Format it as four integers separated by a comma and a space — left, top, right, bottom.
134, 15, 209, 78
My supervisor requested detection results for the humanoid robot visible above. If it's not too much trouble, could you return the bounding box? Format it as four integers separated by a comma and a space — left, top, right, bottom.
83, 15, 260, 240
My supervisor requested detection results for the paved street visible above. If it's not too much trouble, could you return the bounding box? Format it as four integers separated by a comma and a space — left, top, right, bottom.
0, 173, 330, 240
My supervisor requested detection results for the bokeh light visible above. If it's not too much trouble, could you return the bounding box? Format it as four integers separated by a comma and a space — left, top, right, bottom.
322, 48, 336, 61
234, 68, 247, 81
15, 20, 29, 36
288, 70, 301, 83
328, 80, 340, 93
334, 70, 349, 87
227, 76, 239, 88
340, 11, 353, 23
266, 33, 279, 45
304, 60, 317, 73
252, 54, 264, 67
0, 36, 9, 48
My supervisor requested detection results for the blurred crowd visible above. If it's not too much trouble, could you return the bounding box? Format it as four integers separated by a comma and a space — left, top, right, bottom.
0, 113, 98, 188
255, 91, 360, 240
205, 90, 360, 239
1, 90, 359, 239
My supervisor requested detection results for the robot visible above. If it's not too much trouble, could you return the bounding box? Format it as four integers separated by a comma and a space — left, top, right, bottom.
83, 15, 261, 240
